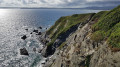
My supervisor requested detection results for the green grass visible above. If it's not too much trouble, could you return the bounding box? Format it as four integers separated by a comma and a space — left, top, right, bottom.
91, 5, 120, 48
47, 13, 95, 46
107, 22, 120, 47
91, 30, 105, 42
92, 6, 120, 32
91, 11, 109, 22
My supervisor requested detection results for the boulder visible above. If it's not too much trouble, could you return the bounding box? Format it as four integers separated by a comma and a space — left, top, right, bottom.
38, 49, 42, 53
25, 29, 28, 31
33, 30, 38, 33
21, 35, 27, 40
37, 32, 42, 35
41, 62, 45, 65
39, 26, 42, 29
41, 46, 47, 57
20, 48, 29, 56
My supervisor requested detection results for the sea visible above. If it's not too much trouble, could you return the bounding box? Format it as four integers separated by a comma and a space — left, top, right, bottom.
0, 8, 101, 67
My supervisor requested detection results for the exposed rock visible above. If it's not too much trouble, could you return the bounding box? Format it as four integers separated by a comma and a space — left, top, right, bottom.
33, 30, 38, 33
42, 13, 94, 57
25, 29, 28, 31
41, 46, 53, 57
39, 26, 42, 29
41, 63, 45, 65
41, 46, 47, 57
37, 32, 42, 35
38, 49, 42, 53
21, 35, 27, 40
39, 32, 50, 45
20, 48, 29, 56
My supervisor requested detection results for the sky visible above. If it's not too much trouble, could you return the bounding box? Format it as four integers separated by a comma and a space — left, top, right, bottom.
0, 0, 120, 8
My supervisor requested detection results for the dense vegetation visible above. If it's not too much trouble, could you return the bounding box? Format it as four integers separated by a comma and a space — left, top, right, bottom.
91, 5, 120, 48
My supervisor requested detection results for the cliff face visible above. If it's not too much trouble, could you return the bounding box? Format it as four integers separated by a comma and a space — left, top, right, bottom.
41, 5, 120, 67
41, 13, 95, 57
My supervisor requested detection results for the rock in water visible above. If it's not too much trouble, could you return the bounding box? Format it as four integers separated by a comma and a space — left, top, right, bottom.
25, 29, 28, 31
39, 26, 42, 29
37, 32, 42, 35
20, 48, 29, 56
21, 35, 27, 40
33, 30, 38, 33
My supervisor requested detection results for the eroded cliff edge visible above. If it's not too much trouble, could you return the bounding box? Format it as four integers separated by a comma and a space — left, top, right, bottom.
40, 5, 120, 67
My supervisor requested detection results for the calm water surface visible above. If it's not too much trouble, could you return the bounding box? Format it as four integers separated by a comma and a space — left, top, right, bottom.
0, 9, 101, 67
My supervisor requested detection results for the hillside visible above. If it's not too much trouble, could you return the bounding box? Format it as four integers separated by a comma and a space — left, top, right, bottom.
40, 5, 120, 67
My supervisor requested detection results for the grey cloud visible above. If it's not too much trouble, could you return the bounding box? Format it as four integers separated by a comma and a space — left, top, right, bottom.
0, 0, 119, 9
86, 1, 120, 7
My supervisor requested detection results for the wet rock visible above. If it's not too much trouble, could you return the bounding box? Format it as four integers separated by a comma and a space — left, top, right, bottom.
21, 35, 27, 40
39, 26, 42, 29
41, 62, 45, 65
37, 32, 42, 35
33, 30, 38, 33
20, 48, 29, 56
41, 46, 48, 57
30, 32, 32, 34
25, 29, 28, 31
38, 49, 42, 53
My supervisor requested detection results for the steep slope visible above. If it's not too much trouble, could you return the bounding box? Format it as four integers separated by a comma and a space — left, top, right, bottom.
91, 5, 120, 48
41, 5, 120, 67
41, 13, 95, 57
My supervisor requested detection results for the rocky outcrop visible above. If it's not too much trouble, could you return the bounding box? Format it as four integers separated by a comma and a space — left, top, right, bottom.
21, 35, 27, 40
39, 32, 50, 45
39, 26, 42, 29
33, 29, 38, 33
20, 48, 29, 56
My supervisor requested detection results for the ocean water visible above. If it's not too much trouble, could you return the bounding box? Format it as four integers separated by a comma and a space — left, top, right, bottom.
0, 9, 101, 67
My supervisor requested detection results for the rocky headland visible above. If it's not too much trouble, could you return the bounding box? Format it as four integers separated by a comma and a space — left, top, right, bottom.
40, 5, 120, 67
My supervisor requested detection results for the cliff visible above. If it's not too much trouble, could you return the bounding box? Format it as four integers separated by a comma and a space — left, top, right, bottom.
41, 5, 120, 67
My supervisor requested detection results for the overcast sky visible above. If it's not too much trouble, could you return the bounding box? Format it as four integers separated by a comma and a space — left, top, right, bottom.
0, 0, 120, 8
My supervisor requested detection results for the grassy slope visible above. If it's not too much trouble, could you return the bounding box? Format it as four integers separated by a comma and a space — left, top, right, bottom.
46, 5, 120, 48
46, 13, 95, 46
91, 5, 120, 47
